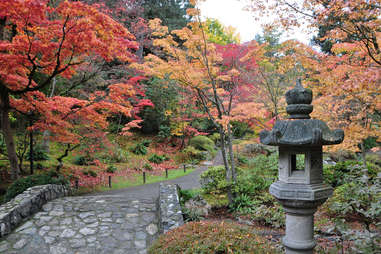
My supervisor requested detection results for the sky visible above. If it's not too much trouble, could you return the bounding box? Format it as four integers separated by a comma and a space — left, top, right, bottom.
198, 0, 314, 45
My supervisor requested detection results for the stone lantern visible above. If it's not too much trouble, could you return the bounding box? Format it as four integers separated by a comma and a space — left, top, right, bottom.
260, 80, 344, 254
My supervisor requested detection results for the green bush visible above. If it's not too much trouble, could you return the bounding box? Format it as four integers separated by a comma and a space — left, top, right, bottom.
131, 143, 148, 155
246, 153, 278, 177
148, 154, 166, 164
362, 136, 380, 151
231, 121, 251, 138
179, 189, 201, 206
232, 171, 271, 197
189, 136, 215, 153
73, 155, 92, 166
209, 133, 221, 145
26, 144, 49, 161
182, 146, 208, 162
148, 221, 280, 254
325, 177, 381, 223
200, 166, 228, 194
324, 160, 381, 187
158, 125, 171, 139
144, 163, 153, 171
106, 165, 117, 173
237, 155, 249, 165
4, 173, 69, 201
366, 153, 381, 167
100, 147, 129, 163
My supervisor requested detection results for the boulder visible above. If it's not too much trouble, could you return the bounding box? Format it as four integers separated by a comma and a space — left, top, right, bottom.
184, 196, 211, 217
242, 143, 276, 155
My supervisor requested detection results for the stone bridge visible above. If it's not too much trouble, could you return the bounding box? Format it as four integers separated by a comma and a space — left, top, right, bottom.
0, 183, 184, 254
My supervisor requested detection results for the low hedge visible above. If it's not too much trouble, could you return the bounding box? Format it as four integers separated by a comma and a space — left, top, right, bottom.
4, 171, 69, 202
148, 221, 280, 254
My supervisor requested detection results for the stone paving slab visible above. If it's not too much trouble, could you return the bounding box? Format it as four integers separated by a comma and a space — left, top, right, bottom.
0, 195, 159, 254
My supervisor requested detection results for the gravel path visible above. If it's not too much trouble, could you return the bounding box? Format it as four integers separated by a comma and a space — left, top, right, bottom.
0, 150, 223, 254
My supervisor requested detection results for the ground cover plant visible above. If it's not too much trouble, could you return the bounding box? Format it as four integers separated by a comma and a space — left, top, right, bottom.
149, 221, 281, 254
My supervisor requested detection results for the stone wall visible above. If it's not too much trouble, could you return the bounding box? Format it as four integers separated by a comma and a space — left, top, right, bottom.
0, 184, 69, 238
157, 183, 184, 233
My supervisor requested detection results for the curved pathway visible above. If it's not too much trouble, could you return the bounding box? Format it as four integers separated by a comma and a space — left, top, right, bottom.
0, 151, 223, 254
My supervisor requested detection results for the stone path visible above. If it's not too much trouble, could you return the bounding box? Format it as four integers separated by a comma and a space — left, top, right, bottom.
0, 151, 223, 253
0, 196, 158, 254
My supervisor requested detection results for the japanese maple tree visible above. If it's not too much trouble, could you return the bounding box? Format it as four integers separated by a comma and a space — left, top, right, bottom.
133, 3, 267, 204
0, 0, 138, 179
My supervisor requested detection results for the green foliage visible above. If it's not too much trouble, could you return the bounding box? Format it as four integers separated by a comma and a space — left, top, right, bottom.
131, 142, 149, 155
182, 207, 204, 222
191, 118, 215, 133
231, 121, 251, 138
201, 154, 283, 228
200, 166, 228, 194
148, 221, 280, 254
106, 165, 117, 173
158, 125, 171, 139
208, 133, 221, 145
142, 0, 191, 31
148, 154, 168, 164
4, 172, 69, 201
362, 136, 380, 151
325, 176, 381, 223
204, 18, 240, 45
250, 202, 285, 228
141, 78, 179, 134
26, 144, 49, 161
232, 171, 272, 197
100, 147, 129, 163
72, 155, 92, 166
179, 189, 201, 206
179, 189, 205, 222
189, 135, 215, 154
182, 146, 208, 163
82, 170, 97, 177
366, 153, 381, 167
324, 160, 381, 187
144, 163, 153, 171
236, 154, 249, 165
246, 153, 278, 177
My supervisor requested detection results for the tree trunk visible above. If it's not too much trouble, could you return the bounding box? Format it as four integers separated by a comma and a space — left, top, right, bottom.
136, 34, 144, 62
227, 124, 236, 182
56, 144, 79, 172
219, 126, 233, 205
41, 77, 57, 152
0, 89, 20, 179
360, 141, 367, 168
29, 120, 34, 175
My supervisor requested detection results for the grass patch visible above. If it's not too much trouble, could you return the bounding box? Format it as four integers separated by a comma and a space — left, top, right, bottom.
96, 167, 195, 192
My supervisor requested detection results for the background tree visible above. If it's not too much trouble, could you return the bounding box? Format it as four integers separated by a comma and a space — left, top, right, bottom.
245, 0, 381, 157
242, 29, 304, 119
133, 6, 266, 203
0, 0, 138, 179
142, 0, 192, 31
204, 18, 241, 45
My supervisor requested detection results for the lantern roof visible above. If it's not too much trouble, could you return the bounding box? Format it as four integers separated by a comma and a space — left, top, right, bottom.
260, 80, 344, 146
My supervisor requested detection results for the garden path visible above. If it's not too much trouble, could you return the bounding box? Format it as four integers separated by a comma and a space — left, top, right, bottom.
0, 151, 223, 254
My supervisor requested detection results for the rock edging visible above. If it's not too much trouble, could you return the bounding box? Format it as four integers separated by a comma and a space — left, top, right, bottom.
157, 183, 184, 233
0, 184, 69, 238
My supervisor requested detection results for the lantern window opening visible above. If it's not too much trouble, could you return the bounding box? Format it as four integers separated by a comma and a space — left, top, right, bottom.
290, 153, 305, 172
